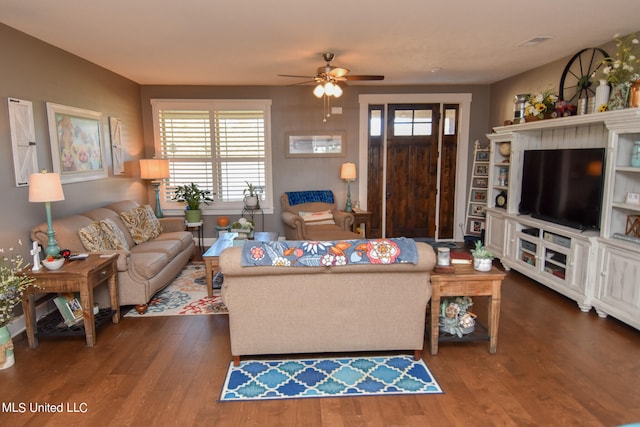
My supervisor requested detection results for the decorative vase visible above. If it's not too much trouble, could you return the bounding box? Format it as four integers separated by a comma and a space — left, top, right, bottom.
216, 216, 229, 227
473, 257, 493, 272
184, 209, 202, 223
631, 141, 640, 168
594, 80, 610, 113
629, 80, 640, 108
608, 82, 630, 111
0, 325, 15, 370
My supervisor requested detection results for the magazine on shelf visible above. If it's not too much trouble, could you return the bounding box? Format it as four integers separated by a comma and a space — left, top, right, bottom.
53, 293, 83, 327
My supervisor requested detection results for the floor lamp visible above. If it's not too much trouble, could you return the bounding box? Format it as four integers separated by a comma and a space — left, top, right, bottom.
140, 159, 170, 218
340, 162, 357, 212
28, 170, 65, 258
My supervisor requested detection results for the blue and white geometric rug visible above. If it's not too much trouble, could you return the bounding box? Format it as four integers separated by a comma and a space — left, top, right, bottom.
219, 355, 443, 401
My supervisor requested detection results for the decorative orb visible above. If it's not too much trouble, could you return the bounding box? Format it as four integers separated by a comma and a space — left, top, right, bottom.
499, 142, 511, 157
217, 216, 229, 227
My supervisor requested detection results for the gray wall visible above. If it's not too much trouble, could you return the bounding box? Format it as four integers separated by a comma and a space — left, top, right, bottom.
141, 84, 491, 238
0, 24, 144, 258
10, 18, 622, 256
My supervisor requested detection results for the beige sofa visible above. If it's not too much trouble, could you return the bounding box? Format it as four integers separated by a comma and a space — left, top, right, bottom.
220, 241, 435, 365
31, 200, 195, 311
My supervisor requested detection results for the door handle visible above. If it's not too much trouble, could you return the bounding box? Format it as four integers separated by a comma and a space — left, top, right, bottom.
386, 191, 391, 199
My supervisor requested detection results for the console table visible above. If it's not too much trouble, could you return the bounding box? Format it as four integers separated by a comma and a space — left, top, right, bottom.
22, 254, 120, 348
429, 264, 506, 355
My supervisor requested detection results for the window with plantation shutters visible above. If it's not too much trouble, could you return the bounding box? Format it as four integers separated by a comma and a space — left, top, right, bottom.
151, 99, 272, 213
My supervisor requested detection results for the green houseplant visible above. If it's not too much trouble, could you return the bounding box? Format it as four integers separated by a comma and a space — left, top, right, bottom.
172, 183, 214, 223
243, 181, 264, 209
470, 240, 494, 272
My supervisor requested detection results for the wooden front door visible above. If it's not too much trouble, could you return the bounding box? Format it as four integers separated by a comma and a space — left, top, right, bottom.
366, 103, 458, 239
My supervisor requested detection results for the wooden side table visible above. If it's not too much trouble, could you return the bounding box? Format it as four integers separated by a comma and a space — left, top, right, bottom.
22, 254, 120, 348
351, 210, 372, 237
429, 264, 506, 355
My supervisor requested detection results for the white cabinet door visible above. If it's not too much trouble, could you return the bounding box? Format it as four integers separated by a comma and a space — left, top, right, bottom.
566, 239, 594, 311
485, 209, 505, 258
594, 244, 640, 329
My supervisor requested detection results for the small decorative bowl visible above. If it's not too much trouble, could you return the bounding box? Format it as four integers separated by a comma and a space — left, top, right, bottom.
42, 258, 65, 270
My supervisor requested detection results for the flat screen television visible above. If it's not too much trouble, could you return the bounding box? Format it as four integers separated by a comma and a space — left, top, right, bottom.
519, 148, 606, 231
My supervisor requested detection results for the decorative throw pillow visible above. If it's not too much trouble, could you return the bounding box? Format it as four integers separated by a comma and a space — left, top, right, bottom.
100, 218, 130, 251
299, 210, 336, 225
119, 205, 163, 244
78, 219, 130, 252
78, 221, 106, 252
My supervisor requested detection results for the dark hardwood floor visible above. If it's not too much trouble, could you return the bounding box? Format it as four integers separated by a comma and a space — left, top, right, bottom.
2, 266, 639, 426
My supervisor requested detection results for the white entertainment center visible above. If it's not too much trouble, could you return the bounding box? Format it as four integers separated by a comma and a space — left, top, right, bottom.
485, 109, 640, 330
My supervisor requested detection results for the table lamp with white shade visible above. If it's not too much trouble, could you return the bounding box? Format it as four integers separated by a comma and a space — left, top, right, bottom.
140, 158, 170, 218
28, 170, 65, 258
340, 162, 357, 212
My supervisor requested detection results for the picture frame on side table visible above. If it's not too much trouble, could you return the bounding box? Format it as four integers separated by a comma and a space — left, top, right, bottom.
47, 102, 107, 184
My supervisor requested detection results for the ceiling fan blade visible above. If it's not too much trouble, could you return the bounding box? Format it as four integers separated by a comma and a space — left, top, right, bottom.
344, 75, 385, 81
278, 74, 315, 79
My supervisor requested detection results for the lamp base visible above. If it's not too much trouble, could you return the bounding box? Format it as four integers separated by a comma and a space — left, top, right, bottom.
152, 181, 164, 218
344, 180, 353, 212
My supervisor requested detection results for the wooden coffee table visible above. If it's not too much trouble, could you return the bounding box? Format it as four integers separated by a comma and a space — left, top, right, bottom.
203, 232, 239, 297
429, 264, 506, 355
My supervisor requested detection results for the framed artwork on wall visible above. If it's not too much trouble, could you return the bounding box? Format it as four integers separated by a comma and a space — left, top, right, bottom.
47, 103, 107, 184
285, 132, 345, 158
109, 117, 124, 175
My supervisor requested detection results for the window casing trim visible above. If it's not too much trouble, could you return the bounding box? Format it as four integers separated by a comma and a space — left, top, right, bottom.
150, 98, 273, 215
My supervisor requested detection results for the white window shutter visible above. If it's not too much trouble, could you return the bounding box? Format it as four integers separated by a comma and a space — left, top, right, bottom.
8, 98, 38, 187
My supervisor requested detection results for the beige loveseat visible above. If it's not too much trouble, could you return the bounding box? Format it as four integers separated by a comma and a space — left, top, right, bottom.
220, 240, 435, 365
281, 190, 361, 240
31, 200, 195, 311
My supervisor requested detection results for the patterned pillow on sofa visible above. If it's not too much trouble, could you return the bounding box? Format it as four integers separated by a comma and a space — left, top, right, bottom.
119, 205, 163, 244
79, 218, 130, 251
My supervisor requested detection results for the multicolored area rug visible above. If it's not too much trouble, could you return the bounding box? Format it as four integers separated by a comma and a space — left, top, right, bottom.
219, 355, 443, 401
124, 262, 227, 317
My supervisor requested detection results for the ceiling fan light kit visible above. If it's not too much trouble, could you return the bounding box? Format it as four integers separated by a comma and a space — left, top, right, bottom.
280, 52, 383, 120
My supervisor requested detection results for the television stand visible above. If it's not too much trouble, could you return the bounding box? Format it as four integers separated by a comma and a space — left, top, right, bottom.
487, 211, 597, 312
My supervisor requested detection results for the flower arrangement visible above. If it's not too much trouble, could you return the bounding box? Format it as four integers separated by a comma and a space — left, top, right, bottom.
1, 241, 37, 327
524, 88, 558, 120
600, 33, 640, 85
439, 296, 475, 337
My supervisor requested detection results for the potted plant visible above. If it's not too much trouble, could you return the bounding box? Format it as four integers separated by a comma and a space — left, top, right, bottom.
1, 241, 37, 369
243, 181, 263, 209
471, 240, 494, 272
172, 183, 214, 223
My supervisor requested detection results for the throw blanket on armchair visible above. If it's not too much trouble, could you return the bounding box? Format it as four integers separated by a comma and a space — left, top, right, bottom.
241, 238, 418, 267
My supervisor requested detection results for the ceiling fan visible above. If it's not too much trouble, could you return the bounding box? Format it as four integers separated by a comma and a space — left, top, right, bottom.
279, 52, 384, 97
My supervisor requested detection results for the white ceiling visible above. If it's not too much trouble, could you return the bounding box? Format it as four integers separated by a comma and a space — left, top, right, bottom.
1, 0, 639, 86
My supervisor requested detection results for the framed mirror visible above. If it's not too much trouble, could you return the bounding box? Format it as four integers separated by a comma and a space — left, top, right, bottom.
285, 132, 345, 158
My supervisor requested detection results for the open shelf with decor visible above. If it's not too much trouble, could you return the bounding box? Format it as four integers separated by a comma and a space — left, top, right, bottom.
487, 133, 512, 210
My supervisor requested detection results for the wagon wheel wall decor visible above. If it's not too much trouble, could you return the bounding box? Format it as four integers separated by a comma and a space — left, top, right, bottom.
559, 48, 609, 105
